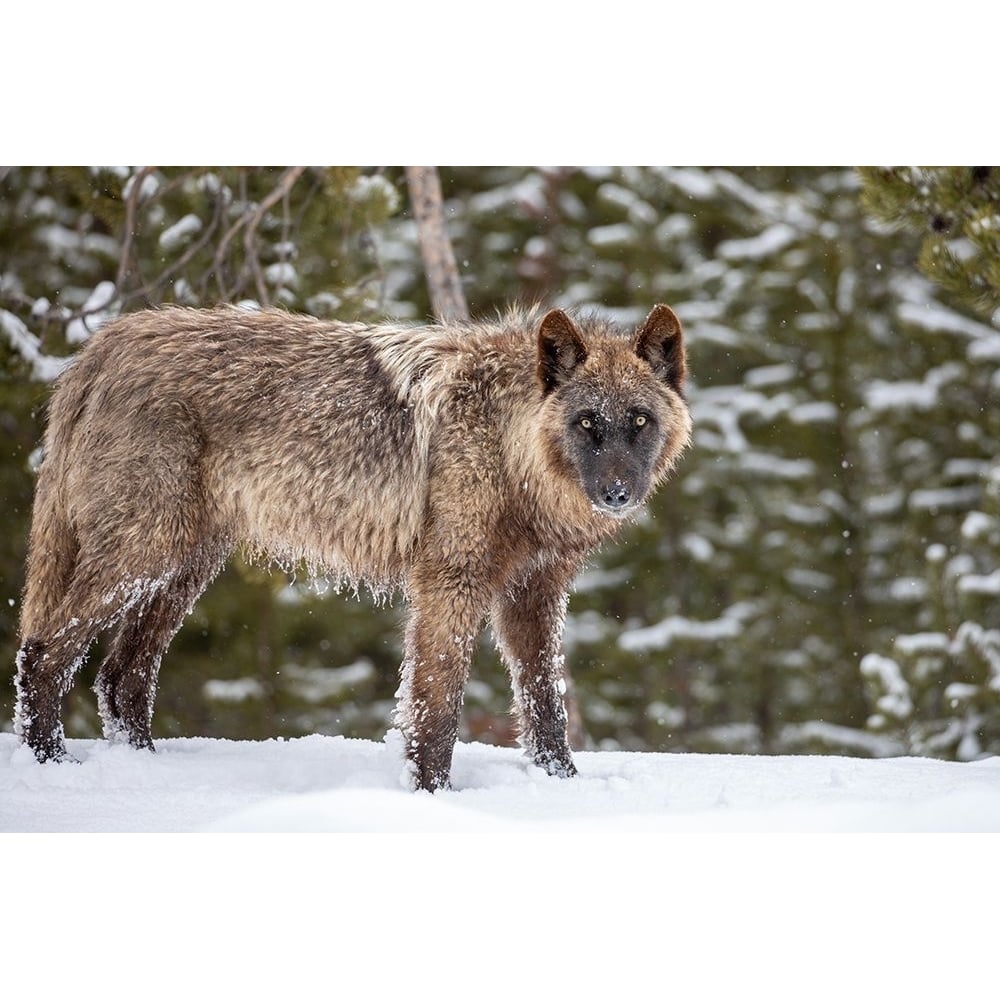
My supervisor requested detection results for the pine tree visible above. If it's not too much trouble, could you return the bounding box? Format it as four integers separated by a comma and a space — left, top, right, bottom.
859, 166, 1000, 320
855, 166, 1000, 759
860, 452, 1000, 759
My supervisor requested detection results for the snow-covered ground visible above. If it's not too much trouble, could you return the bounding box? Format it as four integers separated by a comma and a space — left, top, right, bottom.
5, 732, 998, 999
3, 731, 998, 832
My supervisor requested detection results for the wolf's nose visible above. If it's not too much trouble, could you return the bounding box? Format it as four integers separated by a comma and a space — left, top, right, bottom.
603, 482, 631, 508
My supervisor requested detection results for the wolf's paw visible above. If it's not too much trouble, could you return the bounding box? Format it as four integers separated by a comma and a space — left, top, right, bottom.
532, 751, 578, 779
32, 742, 80, 765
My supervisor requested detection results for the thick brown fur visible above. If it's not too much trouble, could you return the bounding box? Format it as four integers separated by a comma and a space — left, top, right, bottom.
15, 304, 691, 790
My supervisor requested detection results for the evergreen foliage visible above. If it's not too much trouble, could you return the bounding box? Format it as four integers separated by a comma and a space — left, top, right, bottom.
856, 166, 1000, 759
1, 165, 997, 760
859, 166, 1000, 320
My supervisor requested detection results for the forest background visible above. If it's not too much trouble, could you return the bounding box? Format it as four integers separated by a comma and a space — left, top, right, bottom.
1, 165, 998, 763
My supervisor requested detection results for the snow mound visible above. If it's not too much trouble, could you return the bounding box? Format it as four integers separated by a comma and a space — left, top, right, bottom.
2, 732, 998, 832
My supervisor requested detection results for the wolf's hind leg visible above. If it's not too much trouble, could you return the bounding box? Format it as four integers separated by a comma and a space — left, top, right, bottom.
15, 563, 141, 762
95, 548, 226, 750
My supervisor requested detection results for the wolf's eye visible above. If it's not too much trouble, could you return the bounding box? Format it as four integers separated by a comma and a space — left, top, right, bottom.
634, 414, 647, 427
579, 417, 593, 429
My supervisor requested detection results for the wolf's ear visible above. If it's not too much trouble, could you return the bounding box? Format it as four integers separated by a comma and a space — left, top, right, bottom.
633, 304, 686, 393
538, 309, 587, 394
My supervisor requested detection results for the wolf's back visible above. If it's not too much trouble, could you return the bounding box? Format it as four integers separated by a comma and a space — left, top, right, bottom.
22, 308, 466, 604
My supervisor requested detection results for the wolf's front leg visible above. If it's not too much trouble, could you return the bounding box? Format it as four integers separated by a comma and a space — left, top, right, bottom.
395, 563, 487, 792
492, 561, 579, 779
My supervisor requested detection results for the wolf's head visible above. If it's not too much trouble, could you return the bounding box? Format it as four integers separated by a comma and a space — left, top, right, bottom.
537, 305, 691, 519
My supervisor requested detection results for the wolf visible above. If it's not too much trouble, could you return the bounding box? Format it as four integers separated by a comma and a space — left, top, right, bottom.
14, 303, 691, 790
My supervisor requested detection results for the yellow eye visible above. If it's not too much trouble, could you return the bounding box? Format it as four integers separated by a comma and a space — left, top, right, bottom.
580, 417, 593, 429
635, 414, 647, 427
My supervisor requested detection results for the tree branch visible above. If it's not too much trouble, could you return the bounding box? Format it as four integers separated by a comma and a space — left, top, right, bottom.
115, 166, 155, 298
243, 166, 308, 306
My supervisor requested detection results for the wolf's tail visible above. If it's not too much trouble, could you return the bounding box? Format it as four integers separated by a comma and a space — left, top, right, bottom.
17, 347, 100, 641
19, 468, 79, 641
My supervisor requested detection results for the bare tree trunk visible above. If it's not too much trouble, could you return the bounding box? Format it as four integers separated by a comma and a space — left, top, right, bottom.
404, 167, 469, 322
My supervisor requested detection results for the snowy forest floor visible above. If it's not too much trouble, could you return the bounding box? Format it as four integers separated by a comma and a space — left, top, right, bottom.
2, 731, 998, 832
